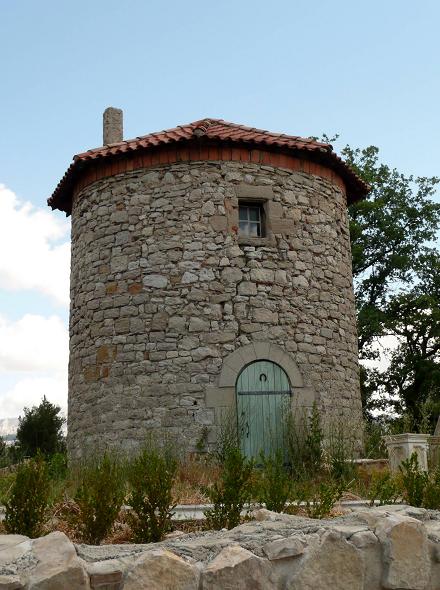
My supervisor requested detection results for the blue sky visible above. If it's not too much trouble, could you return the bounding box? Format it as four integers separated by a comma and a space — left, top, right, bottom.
0, 0, 439, 420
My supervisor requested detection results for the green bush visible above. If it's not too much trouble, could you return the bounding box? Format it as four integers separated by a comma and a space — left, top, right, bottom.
285, 403, 324, 478
258, 450, 291, 512
74, 452, 125, 544
0, 472, 16, 505
325, 415, 358, 482
399, 453, 428, 508
204, 446, 254, 530
368, 471, 401, 506
214, 408, 241, 464
48, 452, 68, 481
422, 467, 440, 509
303, 480, 345, 519
398, 452, 440, 509
4, 454, 50, 537
364, 420, 388, 459
128, 442, 177, 543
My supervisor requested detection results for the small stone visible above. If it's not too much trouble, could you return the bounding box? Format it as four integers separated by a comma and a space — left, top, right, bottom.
237, 282, 257, 296
86, 559, 123, 589
0, 575, 24, 589
253, 309, 278, 323
199, 268, 215, 282
291, 275, 309, 288
162, 172, 175, 184
143, 275, 168, 288
263, 536, 305, 560
201, 201, 215, 216
189, 317, 210, 332
221, 267, 243, 283
181, 272, 198, 284
250, 269, 274, 283
192, 347, 218, 361
151, 311, 169, 331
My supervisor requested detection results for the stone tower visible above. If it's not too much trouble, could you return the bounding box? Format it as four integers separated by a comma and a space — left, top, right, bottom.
49, 112, 368, 458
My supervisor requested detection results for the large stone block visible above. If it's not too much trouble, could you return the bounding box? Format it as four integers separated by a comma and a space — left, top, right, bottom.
27, 531, 89, 590
375, 513, 430, 590
289, 531, 364, 590
124, 549, 199, 590
201, 545, 274, 589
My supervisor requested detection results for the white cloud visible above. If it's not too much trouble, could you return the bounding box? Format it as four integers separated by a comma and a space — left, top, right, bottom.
0, 313, 68, 373
0, 185, 70, 306
0, 373, 67, 419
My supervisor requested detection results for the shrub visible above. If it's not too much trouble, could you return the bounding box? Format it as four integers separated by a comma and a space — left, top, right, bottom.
16, 396, 65, 458
48, 452, 68, 481
422, 466, 440, 509
399, 452, 428, 508
214, 408, 240, 464
303, 480, 345, 519
285, 403, 323, 478
364, 420, 388, 459
204, 446, 254, 530
73, 452, 125, 544
4, 454, 50, 537
128, 442, 178, 543
368, 471, 401, 506
324, 412, 358, 481
258, 450, 291, 512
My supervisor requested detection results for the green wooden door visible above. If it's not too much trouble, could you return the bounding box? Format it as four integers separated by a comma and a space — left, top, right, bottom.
236, 360, 291, 459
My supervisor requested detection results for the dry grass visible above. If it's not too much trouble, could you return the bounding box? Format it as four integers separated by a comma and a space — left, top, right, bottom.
172, 456, 221, 505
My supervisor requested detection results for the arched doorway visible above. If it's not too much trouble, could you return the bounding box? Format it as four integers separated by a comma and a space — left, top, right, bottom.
236, 360, 291, 459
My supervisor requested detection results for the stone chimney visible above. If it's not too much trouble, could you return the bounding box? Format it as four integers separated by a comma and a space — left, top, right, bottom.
103, 107, 123, 145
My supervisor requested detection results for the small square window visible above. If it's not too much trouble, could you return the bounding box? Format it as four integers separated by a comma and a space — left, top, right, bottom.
238, 202, 265, 238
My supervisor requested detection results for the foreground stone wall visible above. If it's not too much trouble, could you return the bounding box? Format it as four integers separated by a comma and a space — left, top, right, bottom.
2, 506, 440, 589
69, 160, 360, 455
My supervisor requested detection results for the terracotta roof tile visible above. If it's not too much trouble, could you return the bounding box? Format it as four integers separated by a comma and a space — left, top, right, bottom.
48, 118, 369, 213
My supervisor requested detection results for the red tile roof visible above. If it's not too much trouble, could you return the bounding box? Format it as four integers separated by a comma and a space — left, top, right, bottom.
48, 118, 369, 214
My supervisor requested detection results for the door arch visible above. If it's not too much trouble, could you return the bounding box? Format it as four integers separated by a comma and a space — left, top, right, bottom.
236, 360, 291, 459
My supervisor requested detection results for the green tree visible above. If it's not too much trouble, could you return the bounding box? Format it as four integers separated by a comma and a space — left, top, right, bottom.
16, 396, 65, 457
340, 142, 440, 426
365, 255, 440, 430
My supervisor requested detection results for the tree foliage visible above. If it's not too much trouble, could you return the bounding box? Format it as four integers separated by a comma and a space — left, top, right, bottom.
340, 141, 440, 428
16, 396, 65, 457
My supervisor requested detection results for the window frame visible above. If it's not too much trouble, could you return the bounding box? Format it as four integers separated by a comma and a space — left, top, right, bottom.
238, 201, 266, 239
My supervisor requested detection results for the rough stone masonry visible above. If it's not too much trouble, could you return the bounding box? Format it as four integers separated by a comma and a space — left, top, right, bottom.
48, 115, 369, 457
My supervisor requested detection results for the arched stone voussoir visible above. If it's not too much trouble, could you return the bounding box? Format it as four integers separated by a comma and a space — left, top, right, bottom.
218, 343, 304, 389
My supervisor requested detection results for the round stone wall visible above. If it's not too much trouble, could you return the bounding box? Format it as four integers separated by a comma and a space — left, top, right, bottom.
68, 160, 361, 456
